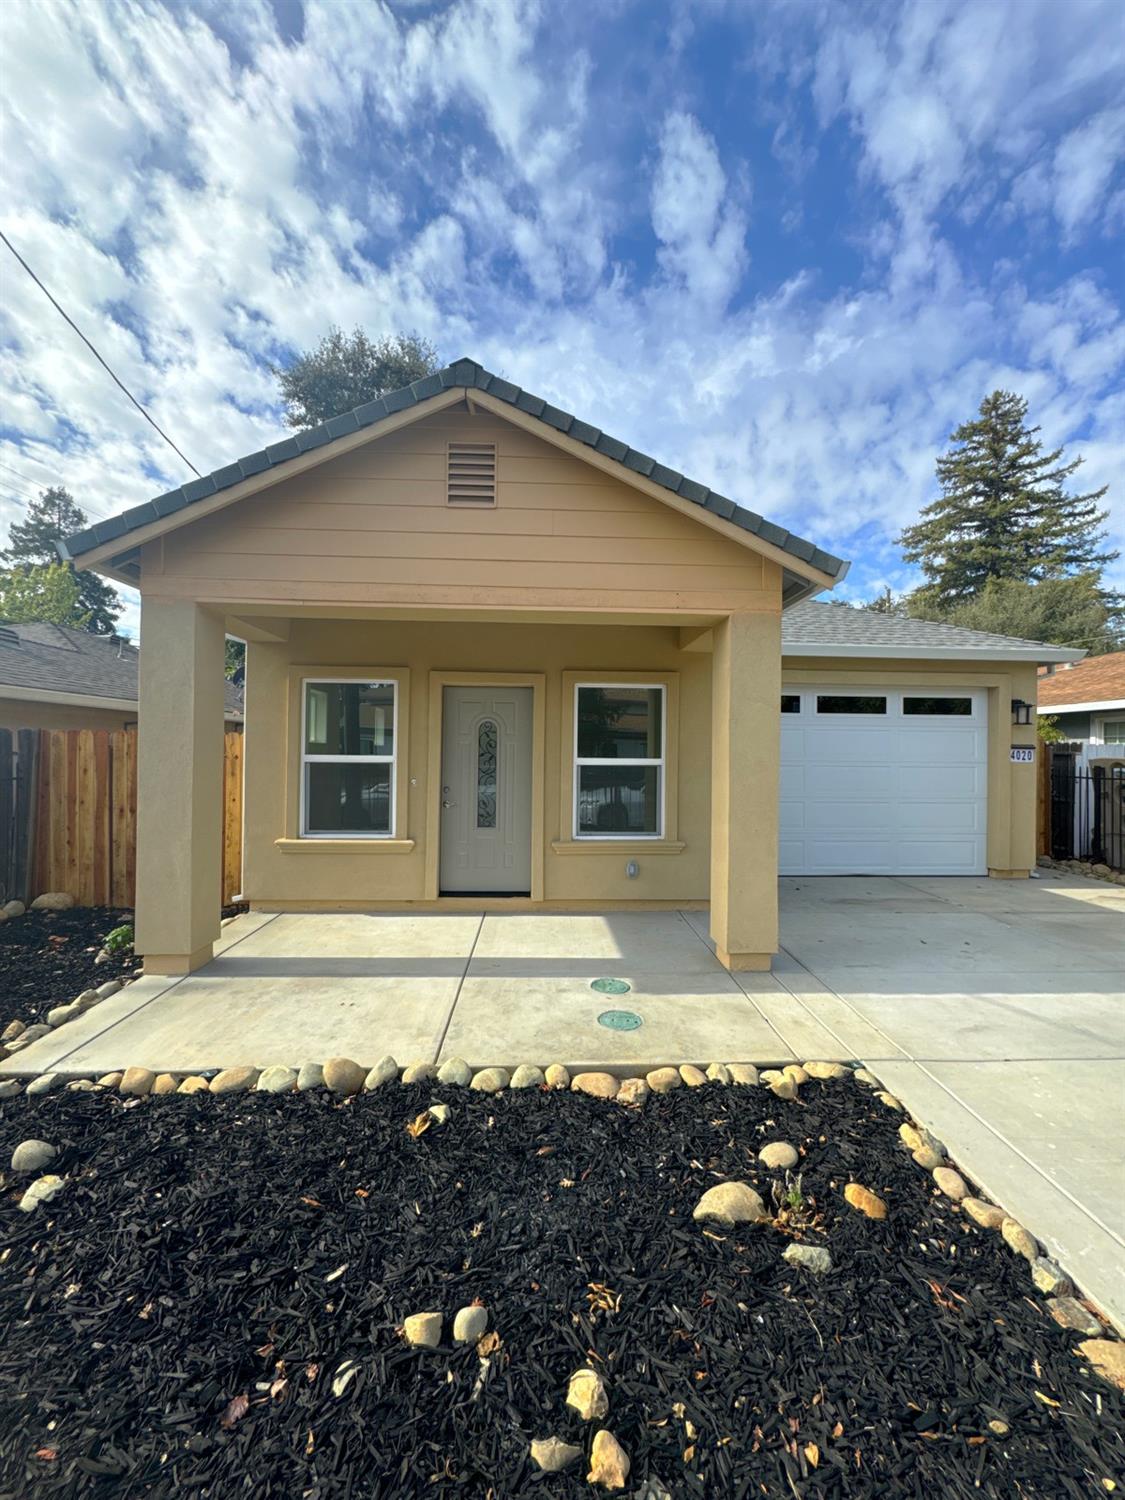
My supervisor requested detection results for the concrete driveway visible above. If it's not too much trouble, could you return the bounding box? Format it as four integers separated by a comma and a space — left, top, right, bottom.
3, 868, 1123, 1325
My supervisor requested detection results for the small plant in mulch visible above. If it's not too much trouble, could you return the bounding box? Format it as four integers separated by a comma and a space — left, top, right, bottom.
101, 923, 134, 956
0, 1082, 1122, 1497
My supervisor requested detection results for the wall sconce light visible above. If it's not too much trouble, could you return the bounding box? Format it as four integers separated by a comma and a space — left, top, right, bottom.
625, 860, 639, 878
1011, 698, 1033, 726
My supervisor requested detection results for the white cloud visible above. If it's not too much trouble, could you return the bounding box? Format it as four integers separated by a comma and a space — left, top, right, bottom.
651, 111, 748, 309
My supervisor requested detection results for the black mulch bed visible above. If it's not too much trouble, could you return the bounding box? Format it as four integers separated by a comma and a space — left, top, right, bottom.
1, 1082, 1122, 1499
0, 908, 135, 1031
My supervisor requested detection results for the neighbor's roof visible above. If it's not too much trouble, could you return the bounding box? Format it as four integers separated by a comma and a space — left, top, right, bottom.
0, 621, 244, 716
61, 357, 847, 583
1036, 650, 1125, 711
781, 601, 1084, 665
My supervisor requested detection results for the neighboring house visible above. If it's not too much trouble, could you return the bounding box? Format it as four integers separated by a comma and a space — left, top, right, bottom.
0, 619, 244, 732
1037, 652, 1125, 746
61, 357, 1077, 977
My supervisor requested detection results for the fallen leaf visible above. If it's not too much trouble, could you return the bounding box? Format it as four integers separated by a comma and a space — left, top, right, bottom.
300, 1197, 321, 1208
304, 1363, 319, 1382
683, 1445, 695, 1463
832, 1422, 844, 1438
354, 1188, 369, 1199
805, 1443, 819, 1468
220, 1394, 249, 1430
406, 1110, 433, 1139
305, 1429, 315, 1456
477, 1330, 502, 1357
35, 1448, 58, 1462
270, 1377, 288, 1401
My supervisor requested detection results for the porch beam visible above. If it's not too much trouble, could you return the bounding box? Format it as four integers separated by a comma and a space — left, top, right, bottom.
710, 611, 780, 970
226, 614, 291, 644
136, 598, 225, 974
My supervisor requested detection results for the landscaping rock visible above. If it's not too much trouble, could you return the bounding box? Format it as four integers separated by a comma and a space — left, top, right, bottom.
804, 1061, 848, 1080
178, 1076, 211, 1094
900, 1121, 944, 1157
46, 1003, 79, 1027
1, 899, 26, 919
783, 1064, 809, 1084
257, 1065, 297, 1094
470, 1067, 510, 1092
912, 1146, 944, 1170
26, 1074, 63, 1096
571, 1072, 619, 1099
1001, 1219, 1038, 1260
151, 1073, 179, 1095
19, 1174, 65, 1212
770, 1076, 798, 1101
297, 1063, 324, 1091
853, 1068, 880, 1086
403, 1312, 442, 1348
544, 1063, 570, 1089
1031, 1257, 1071, 1296
427, 1103, 451, 1126
7, 1023, 50, 1051
1048, 1297, 1101, 1336
645, 1066, 681, 1093
728, 1063, 759, 1086
1, 1019, 25, 1043
210, 1066, 258, 1095
323, 1057, 366, 1095
933, 1167, 969, 1200
509, 1064, 545, 1089
679, 1064, 708, 1087
437, 1056, 472, 1086
616, 1077, 649, 1107
962, 1197, 1006, 1229
844, 1183, 887, 1220
782, 1242, 832, 1275
67, 1079, 96, 1092
566, 1366, 609, 1421
0, 1079, 23, 1098
693, 1181, 768, 1226
96, 1071, 123, 1088
529, 1436, 582, 1473
11, 1139, 57, 1173
759, 1141, 799, 1169
74, 990, 101, 1012
876, 1091, 903, 1110
1076, 1339, 1125, 1392
95, 980, 122, 999
706, 1062, 731, 1084
401, 1060, 438, 1084
452, 1304, 488, 1343
587, 1429, 630, 1490
31, 891, 75, 911
364, 1056, 397, 1090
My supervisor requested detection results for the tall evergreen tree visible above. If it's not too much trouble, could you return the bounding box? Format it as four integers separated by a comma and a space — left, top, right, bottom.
900, 391, 1115, 612
2, 486, 121, 635
0, 562, 90, 628
276, 328, 439, 430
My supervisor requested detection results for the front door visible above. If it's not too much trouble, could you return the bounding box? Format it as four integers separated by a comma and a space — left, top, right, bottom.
439, 686, 533, 893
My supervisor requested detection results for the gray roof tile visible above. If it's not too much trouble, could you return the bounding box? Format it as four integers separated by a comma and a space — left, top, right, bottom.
782, 600, 1065, 654
63, 356, 847, 579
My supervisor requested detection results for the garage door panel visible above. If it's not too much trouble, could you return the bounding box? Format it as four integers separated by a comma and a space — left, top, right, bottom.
778, 685, 988, 875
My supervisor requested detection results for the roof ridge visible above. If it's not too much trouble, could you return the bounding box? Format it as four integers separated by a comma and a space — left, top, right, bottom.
62, 357, 848, 582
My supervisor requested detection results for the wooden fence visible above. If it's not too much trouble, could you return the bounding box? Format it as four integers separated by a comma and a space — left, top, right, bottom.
0, 728, 242, 909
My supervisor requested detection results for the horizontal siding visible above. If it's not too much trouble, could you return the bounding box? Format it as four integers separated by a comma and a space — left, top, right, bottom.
156, 408, 774, 610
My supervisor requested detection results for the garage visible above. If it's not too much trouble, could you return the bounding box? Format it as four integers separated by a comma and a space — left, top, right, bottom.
779, 685, 989, 875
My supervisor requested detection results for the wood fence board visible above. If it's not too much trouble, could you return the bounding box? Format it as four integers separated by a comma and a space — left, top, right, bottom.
222, 731, 243, 904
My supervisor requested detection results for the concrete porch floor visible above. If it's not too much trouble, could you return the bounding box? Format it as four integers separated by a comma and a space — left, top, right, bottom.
3, 870, 1124, 1327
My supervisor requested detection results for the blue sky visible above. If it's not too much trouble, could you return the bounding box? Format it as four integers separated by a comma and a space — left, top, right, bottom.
1, 0, 1122, 637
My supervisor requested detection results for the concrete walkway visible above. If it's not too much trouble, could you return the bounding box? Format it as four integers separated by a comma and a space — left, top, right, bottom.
3, 869, 1123, 1326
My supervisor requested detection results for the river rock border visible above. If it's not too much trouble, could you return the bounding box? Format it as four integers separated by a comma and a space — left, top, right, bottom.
1037, 854, 1125, 886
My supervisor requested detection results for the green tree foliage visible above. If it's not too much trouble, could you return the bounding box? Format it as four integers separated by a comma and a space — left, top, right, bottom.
276, 328, 440, 430
862, 586, 906, 616
908, 575, 1121, 654
225, 638, 245, 679
1, 486, 121, 634
0, 562, 90, 627
900, 391, 1116, 612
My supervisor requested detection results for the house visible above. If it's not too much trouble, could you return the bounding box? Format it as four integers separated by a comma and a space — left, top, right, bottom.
60, 358, 1078, 977
0, 619, 244, 732
1037, 652, 1125, 746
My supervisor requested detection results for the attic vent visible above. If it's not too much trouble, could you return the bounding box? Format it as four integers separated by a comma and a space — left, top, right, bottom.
0, 627, 18, 648
447, 442, 497, 506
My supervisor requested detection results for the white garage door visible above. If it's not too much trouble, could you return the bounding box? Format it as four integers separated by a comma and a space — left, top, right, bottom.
780, 686, 988, 875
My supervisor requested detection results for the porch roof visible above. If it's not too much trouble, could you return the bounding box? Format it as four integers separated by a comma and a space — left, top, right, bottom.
61, 357, 848, 587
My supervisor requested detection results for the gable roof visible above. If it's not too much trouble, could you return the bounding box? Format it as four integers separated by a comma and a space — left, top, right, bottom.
1037, 650, 1125, 710
781, 600, 1084, 665
0, 621, 244, 717
61, 357, 847, 589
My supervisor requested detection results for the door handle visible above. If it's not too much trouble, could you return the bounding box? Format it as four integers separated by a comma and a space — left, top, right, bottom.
442, 800, 455, 809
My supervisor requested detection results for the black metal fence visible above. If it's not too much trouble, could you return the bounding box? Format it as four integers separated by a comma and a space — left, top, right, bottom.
1050, 757, 1125, 871
0, 728, 40, 905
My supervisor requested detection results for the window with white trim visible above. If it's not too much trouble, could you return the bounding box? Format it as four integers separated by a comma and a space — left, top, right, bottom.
574, 683, 664, 837
1102, 717, 1125, 745
301, 680, 396, 837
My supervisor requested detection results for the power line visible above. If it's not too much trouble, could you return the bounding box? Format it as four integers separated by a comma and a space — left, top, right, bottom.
0, 459, 50, 491
0, 229, 201, 478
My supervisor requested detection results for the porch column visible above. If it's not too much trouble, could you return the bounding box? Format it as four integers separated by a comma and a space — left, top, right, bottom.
136, 597, 225, 974
710, 611, 780, 971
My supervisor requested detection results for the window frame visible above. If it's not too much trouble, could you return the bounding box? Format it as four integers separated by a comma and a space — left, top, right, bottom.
572, 680, 667, 841
299, 676, 399, 840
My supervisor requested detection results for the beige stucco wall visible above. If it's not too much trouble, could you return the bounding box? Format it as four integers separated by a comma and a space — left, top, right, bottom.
243, 617, 724, 908
0, 697, 137, 732
781, 655, 1040, 875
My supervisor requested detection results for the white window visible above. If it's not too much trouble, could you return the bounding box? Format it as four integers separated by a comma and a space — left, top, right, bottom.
574, 683, 664, 838
301, 679, 397, 837
1102, 717, 1125, 745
